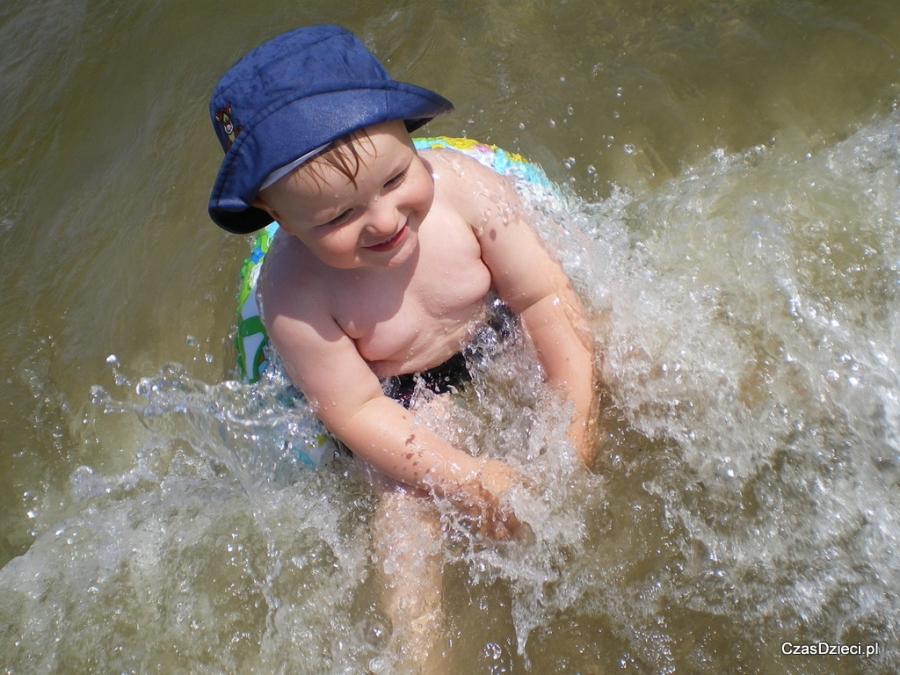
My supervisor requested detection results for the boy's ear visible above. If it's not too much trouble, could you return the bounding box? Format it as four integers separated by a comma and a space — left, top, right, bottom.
252, 198, 280, 222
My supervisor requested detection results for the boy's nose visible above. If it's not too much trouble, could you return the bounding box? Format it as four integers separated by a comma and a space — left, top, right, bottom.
365, 199, 400, 235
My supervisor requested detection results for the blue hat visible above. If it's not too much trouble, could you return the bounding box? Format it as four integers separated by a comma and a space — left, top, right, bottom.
208, 25, 454, 233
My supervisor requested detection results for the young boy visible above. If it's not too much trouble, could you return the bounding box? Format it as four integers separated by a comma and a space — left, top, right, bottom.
208, 24, 595, 669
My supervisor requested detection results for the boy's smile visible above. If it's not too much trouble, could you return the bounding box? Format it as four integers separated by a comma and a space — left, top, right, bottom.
254, 120, 434, 270
364, 222, 409, 252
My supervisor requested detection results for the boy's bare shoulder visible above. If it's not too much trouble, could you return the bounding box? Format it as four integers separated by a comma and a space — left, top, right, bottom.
421, 147, 523, 230
257, 231, 330, 320
420, 147, 513, 216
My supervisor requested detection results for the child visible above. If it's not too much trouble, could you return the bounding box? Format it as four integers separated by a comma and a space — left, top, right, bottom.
208, 24, 595, 670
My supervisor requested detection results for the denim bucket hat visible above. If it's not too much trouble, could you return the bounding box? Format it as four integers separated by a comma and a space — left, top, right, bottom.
208, 25, 454, 234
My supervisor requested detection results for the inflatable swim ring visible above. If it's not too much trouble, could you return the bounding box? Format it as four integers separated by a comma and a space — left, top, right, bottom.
233, 137, 554, 465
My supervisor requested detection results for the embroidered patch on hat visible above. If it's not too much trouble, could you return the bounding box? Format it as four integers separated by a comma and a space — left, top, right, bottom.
214, 104, 242, 148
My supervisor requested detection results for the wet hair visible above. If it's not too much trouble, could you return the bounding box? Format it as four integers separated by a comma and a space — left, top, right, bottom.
302, 128, 375, 189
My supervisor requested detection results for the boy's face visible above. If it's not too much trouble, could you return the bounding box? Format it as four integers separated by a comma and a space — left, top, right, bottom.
254, 120, 434, 270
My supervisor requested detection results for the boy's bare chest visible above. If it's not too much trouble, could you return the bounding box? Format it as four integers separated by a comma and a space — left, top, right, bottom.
331, 226, 492, 375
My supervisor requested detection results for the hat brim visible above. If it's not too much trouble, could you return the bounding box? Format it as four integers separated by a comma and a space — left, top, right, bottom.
209, 82, 452, 234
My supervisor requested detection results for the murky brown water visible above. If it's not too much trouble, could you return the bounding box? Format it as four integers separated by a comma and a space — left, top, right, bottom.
3, 0, 900, 672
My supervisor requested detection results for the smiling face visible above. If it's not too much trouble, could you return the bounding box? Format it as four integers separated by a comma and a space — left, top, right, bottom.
254, 121, 434, 270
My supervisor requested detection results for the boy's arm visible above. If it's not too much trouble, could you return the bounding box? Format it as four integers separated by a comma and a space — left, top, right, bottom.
263, 289, 521, 538
459, 160, 597, 465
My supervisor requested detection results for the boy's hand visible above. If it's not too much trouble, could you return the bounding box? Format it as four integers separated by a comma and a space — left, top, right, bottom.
453, 459, 531, 541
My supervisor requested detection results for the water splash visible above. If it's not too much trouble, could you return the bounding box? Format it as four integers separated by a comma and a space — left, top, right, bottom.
577, 111, 900, 671
4, 111, 900, 672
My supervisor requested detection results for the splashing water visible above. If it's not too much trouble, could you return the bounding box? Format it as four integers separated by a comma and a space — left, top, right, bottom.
574, 111, 900, 672
4, 111, 900, 673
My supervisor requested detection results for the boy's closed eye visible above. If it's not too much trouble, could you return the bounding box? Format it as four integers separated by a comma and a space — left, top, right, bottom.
319, 166, 410, 227
384, 169, 407, 189
324, 209, 354, 227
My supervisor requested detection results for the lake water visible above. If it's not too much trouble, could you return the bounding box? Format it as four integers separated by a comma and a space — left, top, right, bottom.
2, 0, 900, 672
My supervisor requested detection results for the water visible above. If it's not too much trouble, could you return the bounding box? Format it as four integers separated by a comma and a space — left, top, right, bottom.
2, 0, 900, 672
